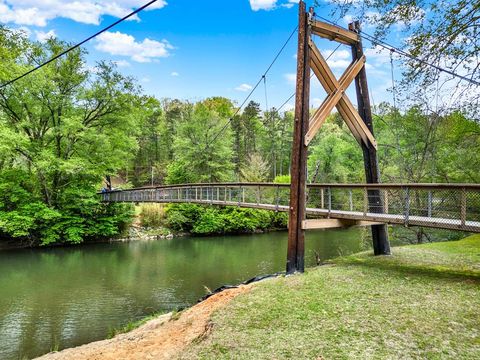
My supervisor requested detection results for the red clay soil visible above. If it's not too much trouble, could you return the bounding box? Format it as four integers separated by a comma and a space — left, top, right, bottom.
36, 285, 252, 360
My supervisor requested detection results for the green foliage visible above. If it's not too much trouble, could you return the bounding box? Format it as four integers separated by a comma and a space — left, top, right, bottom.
1, 20, 479, 247
165, 203, 204, 232
273, 175, 290, 184
192, 208, 227, 234
165, 161, 195, 185
165, 204, 287, 235
167, 100, 235, 183
0, 29, 136, 246
308, 119, 364, 183
240, 153, 269, 182
327, 0, 479, 117
375, 105, 480, 183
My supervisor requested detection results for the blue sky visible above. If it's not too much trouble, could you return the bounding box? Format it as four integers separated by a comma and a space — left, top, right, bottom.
1, 0, 399, 112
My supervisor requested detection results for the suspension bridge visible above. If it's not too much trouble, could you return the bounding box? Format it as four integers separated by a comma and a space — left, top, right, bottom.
102, 183, 480, 234
99, 1, 479, 273
3, 0, 477, 274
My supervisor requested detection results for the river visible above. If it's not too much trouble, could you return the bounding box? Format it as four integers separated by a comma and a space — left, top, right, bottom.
0, 228, 368, 359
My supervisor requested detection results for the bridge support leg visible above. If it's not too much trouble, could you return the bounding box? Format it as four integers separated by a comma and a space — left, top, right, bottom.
349, 21, 391, 256
287, 1, 311, 274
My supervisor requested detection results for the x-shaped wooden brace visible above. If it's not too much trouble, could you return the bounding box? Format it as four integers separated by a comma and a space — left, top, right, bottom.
305, 39, 377, 149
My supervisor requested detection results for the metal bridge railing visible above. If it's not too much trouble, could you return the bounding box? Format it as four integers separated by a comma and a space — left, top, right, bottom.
101, 183, 480, 233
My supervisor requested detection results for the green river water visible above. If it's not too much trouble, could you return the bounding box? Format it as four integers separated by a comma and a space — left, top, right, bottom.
0, 228, 368, 359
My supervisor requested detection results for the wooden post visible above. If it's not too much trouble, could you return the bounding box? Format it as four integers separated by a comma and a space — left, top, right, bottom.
287, 1, 311, 274
349, 21, 390, 256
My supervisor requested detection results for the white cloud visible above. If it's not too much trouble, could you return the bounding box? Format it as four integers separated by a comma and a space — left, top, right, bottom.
364, 45, 399, 66
95, 31, 173, 63
249, 0, 277, 11
0, 0, 167, 27
171, 71, 179, 77
283, 102, 295, 111
35, 29, 56, 43
281, 0, 299, 9
141, 77, 150, 83
113, 59, 131, 68
235, 83, 253, 92
322, 48, 352, 69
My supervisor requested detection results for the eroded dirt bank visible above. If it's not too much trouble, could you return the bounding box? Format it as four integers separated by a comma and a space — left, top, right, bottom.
36, 285, 252, 360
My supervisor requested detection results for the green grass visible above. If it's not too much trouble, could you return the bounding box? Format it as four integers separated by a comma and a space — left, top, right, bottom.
181, 235, 480, 359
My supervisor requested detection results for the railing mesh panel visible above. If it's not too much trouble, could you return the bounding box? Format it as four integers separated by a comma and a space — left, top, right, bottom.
102, 184, 480, 232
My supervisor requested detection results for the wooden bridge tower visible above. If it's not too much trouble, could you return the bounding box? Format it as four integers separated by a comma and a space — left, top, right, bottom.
287, 1, 391, 274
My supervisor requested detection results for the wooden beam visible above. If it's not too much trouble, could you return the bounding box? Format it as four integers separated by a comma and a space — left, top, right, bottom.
311, 20, 360, 45
349, 21, 390, 256
287, 1, 310, 274
310, 58, 363, 145
302, 219, 382, 230
308, 40, 377, 149
305, 55, 365, 145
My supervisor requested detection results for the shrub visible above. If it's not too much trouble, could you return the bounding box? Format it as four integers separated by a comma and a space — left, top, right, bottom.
139, 204, 166, 227
165, 203, 203, 232
192, 208, 225, 234
164, 204, 288, 235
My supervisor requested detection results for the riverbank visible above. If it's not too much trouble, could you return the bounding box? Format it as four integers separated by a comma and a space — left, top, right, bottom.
38, 235, 480, 359
37, 285, 253, 360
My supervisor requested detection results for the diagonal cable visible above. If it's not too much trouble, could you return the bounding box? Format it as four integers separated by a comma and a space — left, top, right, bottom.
206, 25, 298, 148
0, 0, 159, 89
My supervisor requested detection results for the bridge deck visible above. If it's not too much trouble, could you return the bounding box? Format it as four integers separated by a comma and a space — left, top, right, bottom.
101, 183, 480, 233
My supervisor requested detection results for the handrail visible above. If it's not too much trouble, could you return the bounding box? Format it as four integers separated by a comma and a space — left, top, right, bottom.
100, 183, 480, 233
102, 182, 480, 194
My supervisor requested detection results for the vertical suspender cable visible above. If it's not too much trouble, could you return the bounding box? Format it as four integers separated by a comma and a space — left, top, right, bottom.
390, 50, 397, 110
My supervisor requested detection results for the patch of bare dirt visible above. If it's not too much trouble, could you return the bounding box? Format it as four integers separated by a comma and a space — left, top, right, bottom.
36, 285, 252, 360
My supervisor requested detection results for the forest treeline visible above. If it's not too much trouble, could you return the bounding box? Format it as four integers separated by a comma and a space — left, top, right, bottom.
0, 28, 479, 246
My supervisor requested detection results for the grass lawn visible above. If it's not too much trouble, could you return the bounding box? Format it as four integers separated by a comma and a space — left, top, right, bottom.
180, 235, 480, 359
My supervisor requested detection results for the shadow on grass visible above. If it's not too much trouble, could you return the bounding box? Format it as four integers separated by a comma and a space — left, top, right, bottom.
334, 256, 480, 283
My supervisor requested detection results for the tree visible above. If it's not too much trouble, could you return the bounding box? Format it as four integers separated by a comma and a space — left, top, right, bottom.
242, 101, 262, 155
326, 0, 480, 117
240, 153, 269, 182
170, 101, 234, 183
308, 119, 364, 183
0, 29, 136, 245
129, 96, 165, 186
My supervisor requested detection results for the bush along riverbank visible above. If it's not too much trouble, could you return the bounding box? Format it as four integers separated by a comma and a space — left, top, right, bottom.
133, 203, 288, 239
39, 235, 480, 359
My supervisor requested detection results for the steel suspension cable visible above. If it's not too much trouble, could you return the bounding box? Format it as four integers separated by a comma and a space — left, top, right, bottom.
0, 0, 160, 89
316, 15, 480, 87
390, 50, 397, 110
206, 25, 298, 148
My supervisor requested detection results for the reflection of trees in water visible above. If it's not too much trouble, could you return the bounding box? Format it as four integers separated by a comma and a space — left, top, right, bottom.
0, 231, 364, 359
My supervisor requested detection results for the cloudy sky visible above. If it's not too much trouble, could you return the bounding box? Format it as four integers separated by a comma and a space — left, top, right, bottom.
0, 0, 400, 111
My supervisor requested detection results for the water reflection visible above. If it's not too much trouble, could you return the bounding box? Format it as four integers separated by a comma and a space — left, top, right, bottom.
0, 228, 367, 359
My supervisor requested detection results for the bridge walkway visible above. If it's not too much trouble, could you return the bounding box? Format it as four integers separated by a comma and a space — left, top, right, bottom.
101, 183, 480, 233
